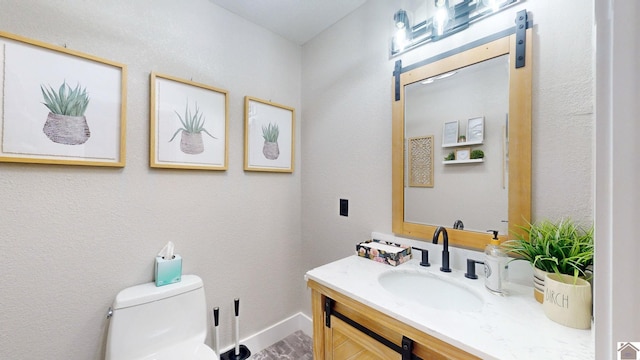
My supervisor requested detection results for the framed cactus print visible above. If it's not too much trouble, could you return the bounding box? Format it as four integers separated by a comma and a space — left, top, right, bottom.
0, 31, 126, 167
244, 96, 295, 173
150, 73, 228, 170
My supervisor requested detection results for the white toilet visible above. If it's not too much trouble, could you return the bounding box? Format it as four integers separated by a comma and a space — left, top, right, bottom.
105, 275, 216, 360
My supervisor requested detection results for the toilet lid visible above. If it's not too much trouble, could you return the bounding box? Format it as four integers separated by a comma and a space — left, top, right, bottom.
141, 343, 216, 360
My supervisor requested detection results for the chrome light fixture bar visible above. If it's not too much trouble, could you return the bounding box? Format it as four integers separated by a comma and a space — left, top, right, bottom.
390, 0, 522, 58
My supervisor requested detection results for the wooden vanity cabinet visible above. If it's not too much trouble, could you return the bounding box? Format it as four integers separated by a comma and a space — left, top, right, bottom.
308, 280, 480, 360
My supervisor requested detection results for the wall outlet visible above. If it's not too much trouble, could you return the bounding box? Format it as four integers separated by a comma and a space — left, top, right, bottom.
340, 199, 348, 217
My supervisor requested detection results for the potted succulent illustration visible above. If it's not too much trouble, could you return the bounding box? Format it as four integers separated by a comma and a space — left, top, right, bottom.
40, 81, 91, 145
262, 122, 280, 160
169, 101, 216, 155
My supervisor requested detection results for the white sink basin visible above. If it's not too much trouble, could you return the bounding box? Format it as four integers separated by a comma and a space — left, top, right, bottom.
378, 270, 484, 312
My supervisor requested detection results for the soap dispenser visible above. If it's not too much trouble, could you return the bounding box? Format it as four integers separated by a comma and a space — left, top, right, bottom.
484, 230, 508, 295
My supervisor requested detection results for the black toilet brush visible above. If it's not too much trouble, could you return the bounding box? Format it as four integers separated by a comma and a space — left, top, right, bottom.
220, 298, 251, 360
213, 307, 220, 358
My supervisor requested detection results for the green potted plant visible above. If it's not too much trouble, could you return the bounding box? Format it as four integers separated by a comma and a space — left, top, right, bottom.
470, 149, 484, 159
41, 81, 91, 145
444, 152, 455, 161
503, 218, 593, 303
169, 101, 216, 155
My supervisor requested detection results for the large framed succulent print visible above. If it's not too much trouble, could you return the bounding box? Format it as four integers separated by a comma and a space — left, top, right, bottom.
0, 31, 127, 167
150, 73, 228, 171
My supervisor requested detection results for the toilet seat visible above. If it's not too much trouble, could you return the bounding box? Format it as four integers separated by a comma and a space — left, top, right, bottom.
140, 341, 216, 360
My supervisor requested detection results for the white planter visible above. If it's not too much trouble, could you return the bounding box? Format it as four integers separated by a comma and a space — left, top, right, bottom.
532, 267, 549, 304
543, 273, 592, 329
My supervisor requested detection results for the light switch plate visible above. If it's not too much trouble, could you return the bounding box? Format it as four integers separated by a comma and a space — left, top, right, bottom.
340, 199, 348, 217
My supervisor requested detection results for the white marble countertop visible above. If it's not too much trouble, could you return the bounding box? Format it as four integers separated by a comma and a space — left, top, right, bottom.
305, 255, 594, 360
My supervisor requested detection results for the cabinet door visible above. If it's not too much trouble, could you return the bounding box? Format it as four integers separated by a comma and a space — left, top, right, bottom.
325, 315, 401, 360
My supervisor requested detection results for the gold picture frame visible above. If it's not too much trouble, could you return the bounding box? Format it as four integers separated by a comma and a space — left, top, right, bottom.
244, 96, 295, 173
150, 73, 229, 170
0, 31, 127, 167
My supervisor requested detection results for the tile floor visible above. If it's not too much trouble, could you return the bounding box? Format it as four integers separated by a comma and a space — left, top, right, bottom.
250, 330, 313, 360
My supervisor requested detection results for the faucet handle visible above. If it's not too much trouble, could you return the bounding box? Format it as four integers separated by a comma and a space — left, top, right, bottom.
465, 259, 485, 279
411, 247, 431, 267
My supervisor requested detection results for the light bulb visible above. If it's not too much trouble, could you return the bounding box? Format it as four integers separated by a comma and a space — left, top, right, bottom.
433, 7, 449, 36
394, 9, 409, 29
394, 28, 408, 51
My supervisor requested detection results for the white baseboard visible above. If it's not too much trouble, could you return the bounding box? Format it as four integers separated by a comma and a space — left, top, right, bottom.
220, 312, 313, 355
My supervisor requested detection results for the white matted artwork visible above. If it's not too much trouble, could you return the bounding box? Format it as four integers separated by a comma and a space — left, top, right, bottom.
467, 116, 485, 143
0, 31, 126, 167
150, 73, 228, 170
244, 96, 295, 173
442, 120, 459, 146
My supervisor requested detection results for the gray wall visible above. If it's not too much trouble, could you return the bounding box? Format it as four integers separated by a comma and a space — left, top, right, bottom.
301, 0, 592, 282
2, 0, 637, 359
0, 1, 303, 359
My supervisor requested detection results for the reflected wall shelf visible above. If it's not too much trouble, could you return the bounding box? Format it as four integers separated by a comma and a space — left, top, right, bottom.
442, 141, 483, 148
442, 159, 484, 165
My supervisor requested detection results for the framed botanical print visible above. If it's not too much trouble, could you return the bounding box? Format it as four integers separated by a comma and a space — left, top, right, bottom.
150, 73, 228, 170
0, 31, 126, 167
244, 96, 295, 173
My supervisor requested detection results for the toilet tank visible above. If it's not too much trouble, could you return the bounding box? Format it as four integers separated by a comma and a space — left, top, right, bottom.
105, 275, 208, 360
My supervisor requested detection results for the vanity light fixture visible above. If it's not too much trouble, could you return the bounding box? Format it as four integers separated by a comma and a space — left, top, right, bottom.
483, 0, 509, 12
390, 0, 523, 57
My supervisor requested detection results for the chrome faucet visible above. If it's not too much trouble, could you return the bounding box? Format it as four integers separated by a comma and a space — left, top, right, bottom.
432, 226, 451, 272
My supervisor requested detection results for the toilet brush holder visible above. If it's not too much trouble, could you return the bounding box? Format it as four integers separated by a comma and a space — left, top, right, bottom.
213, 307, 220, 357
220, 298, 251, 360
220, 345, 250, 360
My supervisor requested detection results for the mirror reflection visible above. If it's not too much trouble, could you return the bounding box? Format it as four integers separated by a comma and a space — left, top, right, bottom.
391, 30, 532, 250
404, 55, 509, 233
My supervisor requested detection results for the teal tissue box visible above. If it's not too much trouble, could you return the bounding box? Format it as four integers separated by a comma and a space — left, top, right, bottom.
155, 255, 182, 286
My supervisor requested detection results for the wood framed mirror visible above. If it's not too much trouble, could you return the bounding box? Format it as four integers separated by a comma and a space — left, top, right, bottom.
392, 28, 532, 250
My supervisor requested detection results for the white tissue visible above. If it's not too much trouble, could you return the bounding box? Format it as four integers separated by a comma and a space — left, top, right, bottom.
158, 241, 175, 260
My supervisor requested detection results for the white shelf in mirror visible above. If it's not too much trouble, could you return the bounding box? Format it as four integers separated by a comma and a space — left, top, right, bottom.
442, 140, 483, 148
442, 159, 484, 165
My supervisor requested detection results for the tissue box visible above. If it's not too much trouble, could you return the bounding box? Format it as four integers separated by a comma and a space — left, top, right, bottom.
155, 255, 182, 286
356, 240, 411, 266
